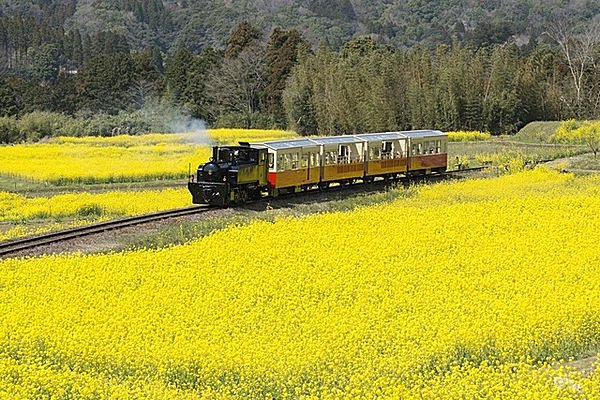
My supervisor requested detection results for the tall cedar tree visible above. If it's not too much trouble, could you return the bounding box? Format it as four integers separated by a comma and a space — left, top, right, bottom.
164, 45, 193, 104
76, 53, 136, 114
224, 21, 261, 59
264, 28, 307, 127
184, 47, 222, 122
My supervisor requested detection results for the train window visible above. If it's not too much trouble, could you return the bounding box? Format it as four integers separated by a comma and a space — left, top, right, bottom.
277, 154, 284, 171
291, 153, 299, 170
339, 145, 349, 163
436, 140, 441, 153
309, 153, 315, 166
301, 153, 309, 168
411, 144, 417, 155
283, 154, 291, 170
382, 141, 393, 159
417, 143, 422, 155
268, 153, 274, 168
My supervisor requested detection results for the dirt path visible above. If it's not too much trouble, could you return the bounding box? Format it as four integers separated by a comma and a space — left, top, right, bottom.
561, 355, 598, 377
542, 152, 600, 174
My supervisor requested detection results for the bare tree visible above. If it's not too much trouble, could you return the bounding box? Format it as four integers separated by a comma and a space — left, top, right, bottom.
206, 44, 266, 128
546, 23, 600, 117
129, 79, 155, 109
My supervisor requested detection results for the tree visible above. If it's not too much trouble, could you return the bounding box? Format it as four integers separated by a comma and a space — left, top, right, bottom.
132, 48, 165, 107
546, 23, 600, 117
264, 28, 308, 127
206, 44, 267, 128
77, 53, 136, 114
48, 71, 77, 114
27, 43, 60, 83
0, 78, 18, 116
224, 21, 261, 59
184, 47, 222, 122
164, 45, 193, 103
282, 56, 318, 135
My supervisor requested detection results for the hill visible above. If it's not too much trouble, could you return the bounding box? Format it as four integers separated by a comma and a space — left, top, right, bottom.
0, 0, 598, 52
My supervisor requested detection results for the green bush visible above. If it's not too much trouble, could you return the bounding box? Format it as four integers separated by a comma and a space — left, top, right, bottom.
18, 111, 73, 141
0, 103, 207, 143
0, 116, 21, 143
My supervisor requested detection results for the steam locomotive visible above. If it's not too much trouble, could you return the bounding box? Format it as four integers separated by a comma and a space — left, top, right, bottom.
188, 130, 447, 206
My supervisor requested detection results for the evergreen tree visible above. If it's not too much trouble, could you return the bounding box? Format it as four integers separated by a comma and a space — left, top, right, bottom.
184, 47, 222, 122
164, 45, 193, 103
224, 21, 261, 59
0, 78, 18, 116
264, 28, 307, 127
77, 53, 136, 114
71, 29, 83, 66
27, 43, 60, 83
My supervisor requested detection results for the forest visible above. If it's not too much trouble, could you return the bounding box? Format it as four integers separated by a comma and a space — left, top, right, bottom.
0, 0, 598, 141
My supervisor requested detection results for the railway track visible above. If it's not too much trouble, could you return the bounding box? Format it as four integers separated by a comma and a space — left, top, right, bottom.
0, 206, 211, 257
1, 166, 487, 258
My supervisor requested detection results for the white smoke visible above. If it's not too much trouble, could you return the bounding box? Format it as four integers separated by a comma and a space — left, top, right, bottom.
136, 100, 213, 146
170, 117, 212, 146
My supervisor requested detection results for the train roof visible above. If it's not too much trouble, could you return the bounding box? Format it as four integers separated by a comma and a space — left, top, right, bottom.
249, 138, 319, 150
248, 130, 445, 150
402, 129, 445, 138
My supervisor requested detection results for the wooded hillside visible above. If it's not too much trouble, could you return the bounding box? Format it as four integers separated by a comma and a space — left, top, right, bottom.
0, 1, 598, 140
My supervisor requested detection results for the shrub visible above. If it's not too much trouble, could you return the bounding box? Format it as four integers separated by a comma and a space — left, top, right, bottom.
18, 112, 73, 141
0, 116, 21, 143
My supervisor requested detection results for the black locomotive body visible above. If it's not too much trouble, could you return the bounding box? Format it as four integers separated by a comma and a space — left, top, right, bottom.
188, 145, 268, 206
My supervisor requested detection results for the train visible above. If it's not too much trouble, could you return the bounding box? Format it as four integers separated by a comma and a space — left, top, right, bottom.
188, 130, 447, 206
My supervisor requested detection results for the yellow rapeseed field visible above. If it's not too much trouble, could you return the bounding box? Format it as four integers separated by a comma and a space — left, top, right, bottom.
447, 130, 492, 141
0, 188, 190, 240
1, 168, 599, 398
0, 129, 296, 185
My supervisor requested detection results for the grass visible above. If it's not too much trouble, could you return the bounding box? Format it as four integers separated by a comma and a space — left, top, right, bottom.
513, 121, 562, 143
564, 153, 600, 171
448, 140, 588, 169
0, 173, 185, 197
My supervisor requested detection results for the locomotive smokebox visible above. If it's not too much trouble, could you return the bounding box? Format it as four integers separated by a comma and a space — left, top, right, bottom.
188, 181, 229, 206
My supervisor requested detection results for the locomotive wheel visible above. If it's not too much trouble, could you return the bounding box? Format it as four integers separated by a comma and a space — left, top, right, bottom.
233, 188, 248, 204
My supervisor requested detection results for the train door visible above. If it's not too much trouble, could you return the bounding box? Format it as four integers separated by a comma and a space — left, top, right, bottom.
258, 148, 268, 184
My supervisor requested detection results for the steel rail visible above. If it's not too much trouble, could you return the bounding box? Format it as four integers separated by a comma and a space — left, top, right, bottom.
0, 206, 210, 257
0, 167, 488, 257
